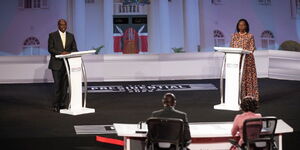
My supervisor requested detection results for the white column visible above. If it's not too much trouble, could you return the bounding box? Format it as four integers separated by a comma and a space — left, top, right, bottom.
147, 0, 160, 53
158, 0, 171, 53
183, 0, 200, 52
73, 0, 86, 51
103, 0, 113, 54
66, 0, 73, 33
168, 0, 184, 50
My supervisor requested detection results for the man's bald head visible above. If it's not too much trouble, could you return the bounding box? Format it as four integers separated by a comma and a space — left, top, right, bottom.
57, 19, 67, 33
162, 93, 176, 107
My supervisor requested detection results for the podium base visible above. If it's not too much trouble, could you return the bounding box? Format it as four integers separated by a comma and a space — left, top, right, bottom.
214, 103, 240, 111
60, 107, 95, 116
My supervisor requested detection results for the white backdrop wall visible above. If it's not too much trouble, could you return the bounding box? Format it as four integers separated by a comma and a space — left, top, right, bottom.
0, 50, 299, 84
0, 0, 299, 55
0, 0, 68, 55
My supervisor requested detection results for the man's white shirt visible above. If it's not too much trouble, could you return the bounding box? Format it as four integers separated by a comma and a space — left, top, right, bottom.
59, 30, 66, 49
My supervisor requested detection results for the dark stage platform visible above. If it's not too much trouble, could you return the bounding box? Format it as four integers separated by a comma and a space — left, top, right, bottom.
0, 79, 299, 150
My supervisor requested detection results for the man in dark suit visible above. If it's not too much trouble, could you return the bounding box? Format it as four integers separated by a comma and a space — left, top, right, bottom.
48, 19, 78, 112
150, 93, 191, 149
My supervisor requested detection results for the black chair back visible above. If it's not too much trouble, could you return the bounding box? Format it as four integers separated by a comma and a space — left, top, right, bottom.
243, 116, 277, 150
146, 117, 184, 149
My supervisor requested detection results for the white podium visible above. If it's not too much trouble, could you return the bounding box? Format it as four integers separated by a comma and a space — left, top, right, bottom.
214, 47, 252, 111
55, 50, 96, 115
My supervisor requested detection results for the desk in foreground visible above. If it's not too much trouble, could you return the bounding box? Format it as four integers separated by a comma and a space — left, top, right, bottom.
113, 119, 293, 150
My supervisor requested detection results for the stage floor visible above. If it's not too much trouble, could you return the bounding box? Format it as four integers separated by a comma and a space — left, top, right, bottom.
0, 78, 299, 150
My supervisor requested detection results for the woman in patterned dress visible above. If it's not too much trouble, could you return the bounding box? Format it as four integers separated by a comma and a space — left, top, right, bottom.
230, 19, 259, 101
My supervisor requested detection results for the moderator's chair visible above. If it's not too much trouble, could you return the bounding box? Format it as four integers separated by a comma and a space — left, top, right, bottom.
229, 116, 278, 150
146, 117, 184, 150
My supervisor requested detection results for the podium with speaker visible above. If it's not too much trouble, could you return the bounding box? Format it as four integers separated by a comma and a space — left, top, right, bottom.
55, 50, 96, 115
214, 47, 252, 111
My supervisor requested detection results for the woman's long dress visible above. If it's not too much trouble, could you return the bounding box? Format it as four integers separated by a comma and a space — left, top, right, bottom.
230, 33, 259, 100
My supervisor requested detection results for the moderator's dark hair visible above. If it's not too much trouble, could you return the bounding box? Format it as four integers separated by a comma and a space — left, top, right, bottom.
163, 93, 176, 106
236, 19, 250, 33
240, 97, 259, 112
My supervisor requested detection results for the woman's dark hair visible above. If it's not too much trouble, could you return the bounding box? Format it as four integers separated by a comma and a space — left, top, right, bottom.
240, 96, 259, 112
236, 19, 250, 33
